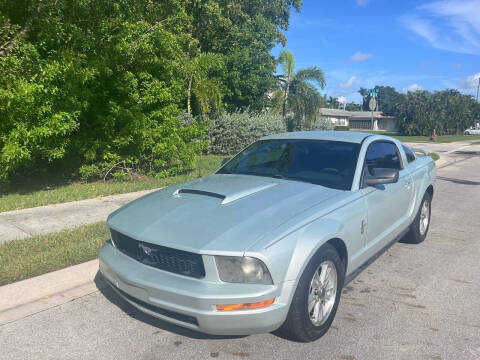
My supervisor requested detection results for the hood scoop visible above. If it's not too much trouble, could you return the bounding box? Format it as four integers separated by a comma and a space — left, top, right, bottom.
173, 189, 225, 201
172, 175, 277, 205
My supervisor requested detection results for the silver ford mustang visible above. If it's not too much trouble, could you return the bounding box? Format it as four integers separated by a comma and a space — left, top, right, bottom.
99, 131, 436, 342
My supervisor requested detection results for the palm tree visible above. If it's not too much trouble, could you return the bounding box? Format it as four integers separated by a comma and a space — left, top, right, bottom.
278, 50, 295, 119
277, 50, 326, 128
180, 52, 224, 115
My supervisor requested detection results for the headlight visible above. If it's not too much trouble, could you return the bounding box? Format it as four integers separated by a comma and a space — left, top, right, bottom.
214, 256, 273, 285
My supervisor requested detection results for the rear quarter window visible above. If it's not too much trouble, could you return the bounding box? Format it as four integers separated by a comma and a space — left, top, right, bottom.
402, 145, 416, 163
365, 141, 402, 171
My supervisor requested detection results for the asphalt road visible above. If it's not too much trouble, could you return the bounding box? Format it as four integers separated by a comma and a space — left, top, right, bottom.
1, 153, 480, 360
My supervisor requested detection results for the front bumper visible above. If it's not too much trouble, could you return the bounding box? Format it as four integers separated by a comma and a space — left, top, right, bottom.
98, 242, 293, 335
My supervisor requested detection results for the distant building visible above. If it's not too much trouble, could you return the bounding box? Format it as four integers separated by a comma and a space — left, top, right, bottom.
319, 108, 397, 131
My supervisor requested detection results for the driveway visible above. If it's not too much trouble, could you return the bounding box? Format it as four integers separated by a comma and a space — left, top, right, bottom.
1, 153, 479, 360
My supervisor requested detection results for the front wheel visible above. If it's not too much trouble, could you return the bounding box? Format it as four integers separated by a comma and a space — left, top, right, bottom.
404, 192, 432, 244
278, 243, 344, 342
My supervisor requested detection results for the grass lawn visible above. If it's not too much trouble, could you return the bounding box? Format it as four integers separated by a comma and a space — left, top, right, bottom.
0, 154, 225, 213
355, 131, 480, 143
0, 222, 109, 286
394, 134, 480, 143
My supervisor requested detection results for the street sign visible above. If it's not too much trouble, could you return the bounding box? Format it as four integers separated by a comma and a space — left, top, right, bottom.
369, 97, 377, 111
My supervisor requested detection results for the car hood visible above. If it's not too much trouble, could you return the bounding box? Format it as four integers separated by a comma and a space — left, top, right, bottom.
107, 174, 343, 254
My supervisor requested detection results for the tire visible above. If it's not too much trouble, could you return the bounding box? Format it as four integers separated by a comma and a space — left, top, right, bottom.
404, 192, 432, 244
278, 243, 344, 342
465, 131, 470, 135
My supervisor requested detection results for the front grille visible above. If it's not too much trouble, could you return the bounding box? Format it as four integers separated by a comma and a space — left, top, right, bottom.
106, 279, 198, 326
110, 229, 205, 278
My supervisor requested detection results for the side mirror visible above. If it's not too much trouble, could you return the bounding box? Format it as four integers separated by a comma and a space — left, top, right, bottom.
221, 157, 231, 166
364, 168, 399, 187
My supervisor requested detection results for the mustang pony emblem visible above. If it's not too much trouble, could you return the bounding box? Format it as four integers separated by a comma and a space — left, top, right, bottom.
138, 243, 153, 256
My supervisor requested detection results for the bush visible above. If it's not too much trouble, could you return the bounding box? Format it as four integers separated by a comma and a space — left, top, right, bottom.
334, 126, 350, 131
206, 110, 286, 154
0, 32, 209, 183
311, 116, 335, 131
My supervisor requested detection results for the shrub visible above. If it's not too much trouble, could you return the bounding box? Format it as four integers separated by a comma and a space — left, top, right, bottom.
334, 125, 350, 131
0, 37, 209, 183
206, 110, 286, 154
311, 116, 335, 131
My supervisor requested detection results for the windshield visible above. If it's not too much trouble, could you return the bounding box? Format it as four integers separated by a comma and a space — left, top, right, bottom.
217, 139, 360, 190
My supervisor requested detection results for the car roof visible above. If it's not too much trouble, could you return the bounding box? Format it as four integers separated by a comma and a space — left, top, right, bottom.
261, 130, 373, 144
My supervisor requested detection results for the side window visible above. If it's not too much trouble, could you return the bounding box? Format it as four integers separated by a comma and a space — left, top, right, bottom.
402, 145, 416, 163
365, 142, 402, 172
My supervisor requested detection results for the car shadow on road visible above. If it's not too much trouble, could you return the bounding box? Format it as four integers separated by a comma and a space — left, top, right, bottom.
94, 272, 247, 341
437, 176, 480, 186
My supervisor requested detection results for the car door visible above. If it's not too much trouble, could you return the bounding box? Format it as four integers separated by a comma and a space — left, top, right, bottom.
361, 141, 413, 255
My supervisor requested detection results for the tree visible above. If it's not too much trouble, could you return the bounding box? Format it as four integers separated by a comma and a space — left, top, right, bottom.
185, 0, 303, 111
396, 90, 435, 136
375, 86, 405, 115
358, 88, 370, 111
277, 50, 326, 128
394, 89, 480, 136
0, 0, 205, 182
0, 0, 304, 184
278, 49, 295, 119
345, 102, 362, 111
327, 96, 340, 109
179, 49, 224, 115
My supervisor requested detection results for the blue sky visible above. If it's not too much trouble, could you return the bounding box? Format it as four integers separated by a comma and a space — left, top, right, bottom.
273, 0, 480, 103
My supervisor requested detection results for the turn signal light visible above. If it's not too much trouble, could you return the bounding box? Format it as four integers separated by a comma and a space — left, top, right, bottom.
216, 298, 275, 311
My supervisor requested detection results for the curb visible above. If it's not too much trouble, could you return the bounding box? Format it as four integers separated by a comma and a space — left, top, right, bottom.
0, 259, 99, 325
436, 154, 456, 169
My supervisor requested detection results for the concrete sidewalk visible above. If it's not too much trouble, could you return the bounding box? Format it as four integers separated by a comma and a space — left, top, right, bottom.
404, 140, 480, 155
404, 141, 480, 168
0, 259, 100, 326
0, 188, 159, 244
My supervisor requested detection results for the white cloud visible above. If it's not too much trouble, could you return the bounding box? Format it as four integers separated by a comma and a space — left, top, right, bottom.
400, 0, 480, 55
355, 0, 371, 6
458, 73, 480, 89
400, 83, 425, 93
348, 52, 373, 63
339, 76, 357, 88
338, 96, 347, 104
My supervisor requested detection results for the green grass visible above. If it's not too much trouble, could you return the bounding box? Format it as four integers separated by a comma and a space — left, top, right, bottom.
0, 155, 225, 213
0, 222, 109, 286
355, 130, 480, 143
394, 134, 480, 143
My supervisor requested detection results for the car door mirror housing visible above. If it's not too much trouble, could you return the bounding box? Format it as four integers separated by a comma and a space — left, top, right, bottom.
364, 168, 399, 187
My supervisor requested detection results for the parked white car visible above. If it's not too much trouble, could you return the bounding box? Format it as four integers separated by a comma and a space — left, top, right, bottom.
464, 124, 480, 135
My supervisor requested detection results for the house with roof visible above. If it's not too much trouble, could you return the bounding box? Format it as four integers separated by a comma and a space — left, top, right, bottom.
319, 108, 397, 132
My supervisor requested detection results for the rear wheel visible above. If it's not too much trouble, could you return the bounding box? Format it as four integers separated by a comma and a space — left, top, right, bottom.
404, 192, 431, 244
278, 243, 344, 342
